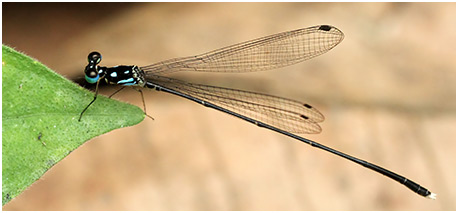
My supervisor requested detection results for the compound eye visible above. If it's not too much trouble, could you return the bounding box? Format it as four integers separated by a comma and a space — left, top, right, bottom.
88, 51, 102, 64
84, 67, 100, 84
87, 70, 98, 78
85, 71, 99, 84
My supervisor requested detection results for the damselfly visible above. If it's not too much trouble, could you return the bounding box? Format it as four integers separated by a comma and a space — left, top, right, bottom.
78, 25, 435, 199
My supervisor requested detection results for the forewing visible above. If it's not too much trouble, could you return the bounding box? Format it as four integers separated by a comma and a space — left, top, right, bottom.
142, 25, 343, 75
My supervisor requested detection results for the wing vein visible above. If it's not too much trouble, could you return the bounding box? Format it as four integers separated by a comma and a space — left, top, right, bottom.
142, 25, 344, 74
147, 74, 324, 134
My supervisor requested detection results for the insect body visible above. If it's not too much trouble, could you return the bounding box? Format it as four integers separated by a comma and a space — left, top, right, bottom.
78, 25, 434, 199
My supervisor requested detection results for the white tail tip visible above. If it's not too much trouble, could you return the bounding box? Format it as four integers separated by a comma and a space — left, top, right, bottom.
427, 193, 437, 200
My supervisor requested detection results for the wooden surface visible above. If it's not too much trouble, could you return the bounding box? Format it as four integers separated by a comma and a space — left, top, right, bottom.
3, 2, 455, 210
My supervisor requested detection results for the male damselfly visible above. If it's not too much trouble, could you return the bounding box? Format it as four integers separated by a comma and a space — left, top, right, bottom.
79, 25, 435, 199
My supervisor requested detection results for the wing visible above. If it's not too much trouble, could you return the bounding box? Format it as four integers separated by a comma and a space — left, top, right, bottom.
147, 74, 324, 134
142, 25, 344, 75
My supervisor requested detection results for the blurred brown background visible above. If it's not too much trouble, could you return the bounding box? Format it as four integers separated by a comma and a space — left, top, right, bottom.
2, 2, 455, 210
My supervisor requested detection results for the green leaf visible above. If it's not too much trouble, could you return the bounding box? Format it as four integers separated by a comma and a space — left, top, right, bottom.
2, 45, 145, 205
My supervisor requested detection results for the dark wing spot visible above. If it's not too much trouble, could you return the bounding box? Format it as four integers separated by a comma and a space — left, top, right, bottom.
300, 115, 309, 120
303, 103, 312, 109
318, 25, 332, 31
